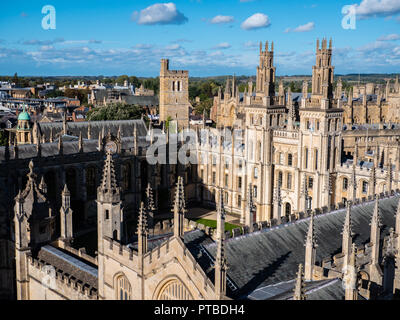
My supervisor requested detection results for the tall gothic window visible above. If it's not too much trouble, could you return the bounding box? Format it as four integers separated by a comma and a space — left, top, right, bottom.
343, 178, 348, 190
362, 181, 368, 194
278, 171, 283, 187
287, 173, 292, 190
288, 154, 293, 166
157, 279, 193, 300
116, 275, 131, 300
304, 148, 309, 169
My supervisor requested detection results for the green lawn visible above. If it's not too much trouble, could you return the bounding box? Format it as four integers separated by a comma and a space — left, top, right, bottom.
195, 218, 240, 234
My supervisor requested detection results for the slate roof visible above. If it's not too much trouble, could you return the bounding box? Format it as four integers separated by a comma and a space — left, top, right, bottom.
249, 278, 346, 300
38, 119, 148, 140
38, 245, 98, 289
201, 195, 399, 299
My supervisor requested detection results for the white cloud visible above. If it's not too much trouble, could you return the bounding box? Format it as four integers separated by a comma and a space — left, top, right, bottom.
351, 0, 400, 19
133, 2, 188, 25
241, 13, 271, 30
377, 33, 400, 41
212, 42, 231, 49
285, 22, 315, 33
165, 44, 182, 50
210, 15, 234, 24
243, 41, 259, 49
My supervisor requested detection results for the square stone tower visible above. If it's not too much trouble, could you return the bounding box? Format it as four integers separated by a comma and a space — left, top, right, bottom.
159, 59, 190, 128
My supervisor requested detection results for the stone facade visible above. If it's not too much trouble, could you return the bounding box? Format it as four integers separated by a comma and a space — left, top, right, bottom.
159, 59, 191, 128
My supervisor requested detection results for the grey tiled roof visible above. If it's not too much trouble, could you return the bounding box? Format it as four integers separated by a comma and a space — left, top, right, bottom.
202, 195, 399, 299
38, 119, 148, 140
38, 245, 98, 289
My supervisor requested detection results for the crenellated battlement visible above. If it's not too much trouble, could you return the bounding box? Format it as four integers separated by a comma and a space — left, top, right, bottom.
27, 255, 98, 300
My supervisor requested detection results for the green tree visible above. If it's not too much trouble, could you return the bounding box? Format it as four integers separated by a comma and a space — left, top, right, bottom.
86, 103, 146, 121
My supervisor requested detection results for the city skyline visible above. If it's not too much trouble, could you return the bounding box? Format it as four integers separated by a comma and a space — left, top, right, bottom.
0, 0, 400, 76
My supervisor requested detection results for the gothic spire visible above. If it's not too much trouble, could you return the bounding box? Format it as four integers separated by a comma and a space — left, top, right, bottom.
344, 243, 358, 300
39, 176, 47, 194
342, 202, 354, 269
137, 202, 148, 255
78, 132, 83, 152
98, 151, 120, 202
173, 176, 186, 238
293, 264, 306, 300
60, 183, 73, 240
371, 196, 382, 229
145, 183, 155, 227
215, 189, 227, 299
304, 213, 317, 280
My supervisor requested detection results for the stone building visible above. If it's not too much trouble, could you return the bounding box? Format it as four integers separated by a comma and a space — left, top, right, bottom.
2, 37, 400, 300
159, 59, 191, 128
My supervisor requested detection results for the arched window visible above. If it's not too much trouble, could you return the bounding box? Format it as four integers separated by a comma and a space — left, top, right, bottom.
362, 181, 368, 194
285, 203, 291, 218
116, 275, 131, 300
157, 279, 193, 300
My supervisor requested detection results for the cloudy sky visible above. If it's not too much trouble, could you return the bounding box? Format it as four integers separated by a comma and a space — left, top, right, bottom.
0, 0, 399, 76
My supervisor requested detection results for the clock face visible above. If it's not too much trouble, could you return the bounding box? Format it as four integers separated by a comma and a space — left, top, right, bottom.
105, 141, 117, 154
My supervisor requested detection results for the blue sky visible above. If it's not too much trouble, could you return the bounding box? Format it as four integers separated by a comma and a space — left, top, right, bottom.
0, 0, 399, 76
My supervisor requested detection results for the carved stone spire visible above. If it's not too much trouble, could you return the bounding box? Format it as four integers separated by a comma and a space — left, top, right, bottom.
304, 213, 317, 280
172, 176, 186, 238
98, 151, 120, 203
344, 243, 358, 300
293, 264, 306, 300
137, 202, 148, 256
87, 122, 92, 140
145, 183, 155, 227
215, 190, 227, 300
78, 132, 83, 152
63, 112, 68, 135
369, 196, 383, 285
58, 135, 63, 155
60, 184, 73, 240
39, 176, 47, 194
342, 201, 354, 270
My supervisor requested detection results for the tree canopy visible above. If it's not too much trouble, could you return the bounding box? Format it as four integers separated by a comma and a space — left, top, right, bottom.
86, 103, 146, 121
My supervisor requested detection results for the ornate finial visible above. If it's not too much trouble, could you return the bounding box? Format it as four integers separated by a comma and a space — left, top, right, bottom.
39, 176, 47, 194
305, 212, 317, 248
137, 202, 148, 236
78, 132, 83, 152
343, 201, 354, 236
293, 264, 306, 300
173, 176, 186, 238
371, 196, 382, 228
99, 150, 120, 201
62, 183, 70, 195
